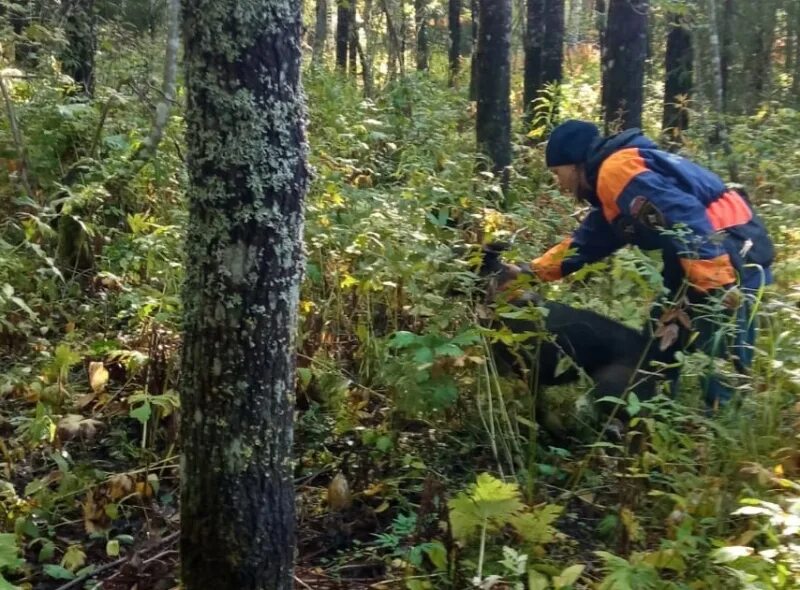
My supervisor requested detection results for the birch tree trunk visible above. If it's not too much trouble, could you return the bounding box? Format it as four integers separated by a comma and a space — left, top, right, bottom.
180, 0, 309, 587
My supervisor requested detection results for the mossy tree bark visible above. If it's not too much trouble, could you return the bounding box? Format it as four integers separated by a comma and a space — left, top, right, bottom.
180, 0, 309, 588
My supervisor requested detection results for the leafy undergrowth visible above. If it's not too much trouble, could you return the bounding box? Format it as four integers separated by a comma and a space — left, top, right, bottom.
1, 47, 800, 590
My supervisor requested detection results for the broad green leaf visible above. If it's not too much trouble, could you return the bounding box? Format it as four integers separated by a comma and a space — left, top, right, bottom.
553, 564, 585, 589
43, 564, 75, 580
106, 540, 120, 557
424, 542, 447, 571
626, 392, 641, 416
0, 534, 22, 571
528, 569, 550, 590
130, 400, 152, 425
388, 331, 418, 348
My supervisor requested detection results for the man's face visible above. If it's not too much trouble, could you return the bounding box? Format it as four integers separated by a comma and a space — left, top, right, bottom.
549, 164, 581, 195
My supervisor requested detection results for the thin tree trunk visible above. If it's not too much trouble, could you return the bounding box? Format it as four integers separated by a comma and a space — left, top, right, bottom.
786, 0, 794, 76
745, 1, 777, 112
602, 0, 648, 131
541, 0, 565, 87
595, 0, 607, 110
0, 75, 35, 200
566, 0, 580, 46
448, 0, 462, 84
476, 0, 512, 180
180, 0, 309, 588
523, 0, 544, 124
360, 0, 375, 93
706, 0, 739, 181
62, 0, 96, 97
415, 0, 429, 70
720, 0, 734, 111
336, 0, 350, 71
134, 0, 180, 164
383, 0, 401, 80
11, 0, 37, 68
662, 12, 692, 148
312, 0, 329, 68
793, 1, 800, 106
399, 0, 407, 75
469, 0, 479, 100
348, 1, 358, 76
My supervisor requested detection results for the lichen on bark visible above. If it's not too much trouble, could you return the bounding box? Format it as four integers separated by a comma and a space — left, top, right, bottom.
180, 1, 308, 589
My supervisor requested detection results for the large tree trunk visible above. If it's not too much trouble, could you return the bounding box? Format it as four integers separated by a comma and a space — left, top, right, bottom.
706, 0, 738, 181
415, 0, 429, 70
336, 0, 350, 71
602, 0, 648, 131
180, 0, 308, 588
475, 0, 511, 178
312, 0, 329, 68
523, 0, 544, 125
448, 0, 461, 84
61, 0, 96, 97
662, 12, 692, 147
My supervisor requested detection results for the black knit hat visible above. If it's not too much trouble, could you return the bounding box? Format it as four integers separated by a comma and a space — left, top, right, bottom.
545, 120, 600, 167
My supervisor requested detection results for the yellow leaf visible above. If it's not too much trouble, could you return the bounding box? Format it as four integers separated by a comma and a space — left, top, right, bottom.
108, 474, 135, 501
340, 274, 359, 289
363, 482, 386, 497
135, 480, 154, 498
61, 544, 86, 572
88, 362, 109, 393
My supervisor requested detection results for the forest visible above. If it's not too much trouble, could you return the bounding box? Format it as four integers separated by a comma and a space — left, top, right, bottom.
1, 0, 800, 588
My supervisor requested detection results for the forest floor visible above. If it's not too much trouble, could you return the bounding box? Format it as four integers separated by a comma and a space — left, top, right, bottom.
2, 61, 800, 589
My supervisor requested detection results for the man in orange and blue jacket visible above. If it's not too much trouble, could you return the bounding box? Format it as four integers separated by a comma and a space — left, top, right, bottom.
508, 120, 775, 408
